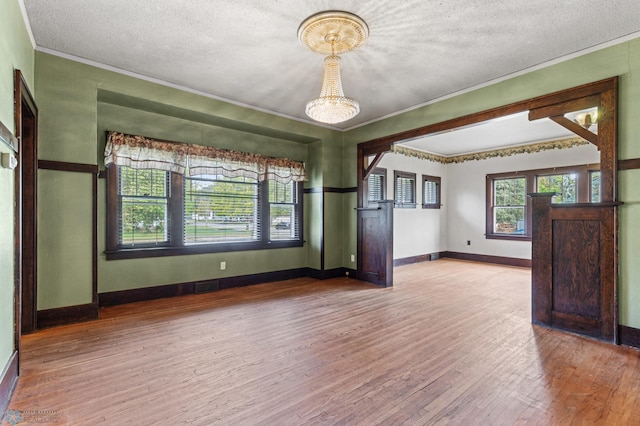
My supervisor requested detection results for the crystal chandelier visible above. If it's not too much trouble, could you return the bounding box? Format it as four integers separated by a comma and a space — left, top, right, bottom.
298, 11, 369, 124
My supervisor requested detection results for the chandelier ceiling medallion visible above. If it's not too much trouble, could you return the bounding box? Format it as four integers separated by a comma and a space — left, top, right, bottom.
298, 11, 369, 124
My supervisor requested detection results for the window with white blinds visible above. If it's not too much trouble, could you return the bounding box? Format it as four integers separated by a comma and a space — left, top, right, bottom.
394, 170, 416, 208
117, 167, 170, 247
367, 167, 386, 205
109, 164, 302, 257
422, 175, 441, 209
183, 174, 260, 244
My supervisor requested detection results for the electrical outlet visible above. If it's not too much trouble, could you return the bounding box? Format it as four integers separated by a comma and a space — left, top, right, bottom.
220, 261, 226, 270
350, 254, 355, 262
467, 240, 471, 246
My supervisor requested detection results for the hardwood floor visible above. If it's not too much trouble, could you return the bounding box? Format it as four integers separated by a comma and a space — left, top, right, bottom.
5, 259, 640, 425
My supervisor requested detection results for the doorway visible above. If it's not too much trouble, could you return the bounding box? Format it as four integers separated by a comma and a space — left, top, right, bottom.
14, 70, 38, 341
356, 78, 618, 341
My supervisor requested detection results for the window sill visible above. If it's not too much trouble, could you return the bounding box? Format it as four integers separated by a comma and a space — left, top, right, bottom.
105, 240, 304, 260
485, 233, 532, 242
394, 203, 417, 209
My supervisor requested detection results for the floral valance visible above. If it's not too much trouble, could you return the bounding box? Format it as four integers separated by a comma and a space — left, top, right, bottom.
105, 132, 307, 183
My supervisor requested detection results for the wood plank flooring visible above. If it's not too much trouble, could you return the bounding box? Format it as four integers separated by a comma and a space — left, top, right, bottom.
5, 259, 640, 425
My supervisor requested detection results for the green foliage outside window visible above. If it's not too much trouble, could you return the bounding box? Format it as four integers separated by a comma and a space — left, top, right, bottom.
493, 177, 526, 233
119, 168, 168, 245
537, 174, 576, 203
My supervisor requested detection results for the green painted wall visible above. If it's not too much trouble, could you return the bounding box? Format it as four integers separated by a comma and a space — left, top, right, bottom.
0, 0, 34, 379
34, 51, 342, 300
38, 170, 94, 309
344, 38, 640, 328
324, 193, 346, 270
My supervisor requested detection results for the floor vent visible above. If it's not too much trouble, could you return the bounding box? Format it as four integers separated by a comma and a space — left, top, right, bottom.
195, 280, 220, 294
430, 252, 440, 261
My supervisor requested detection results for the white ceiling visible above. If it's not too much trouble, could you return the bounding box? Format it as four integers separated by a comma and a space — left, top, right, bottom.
399, 112, 575, 156
21, 0, 640, 151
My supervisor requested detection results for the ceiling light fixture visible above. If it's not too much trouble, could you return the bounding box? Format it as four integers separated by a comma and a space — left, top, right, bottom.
298, 11, 368, 124
573, 108, 598, 130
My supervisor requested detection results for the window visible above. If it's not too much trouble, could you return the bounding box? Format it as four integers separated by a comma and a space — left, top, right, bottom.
536, 173, 576, 203
183, 174, 260, 244
118, 168, 170, 246
492, 177, 526, 235
422, 175, 441, 209
367, 167, 386, 205
394, 170, 416, 208
105, 132, 306, 259
486, 164, 599, 240
268, 180, 300, 241
108, 166, 302, 259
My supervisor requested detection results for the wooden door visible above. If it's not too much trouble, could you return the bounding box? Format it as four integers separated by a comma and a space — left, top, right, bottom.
357, 201, 393, 287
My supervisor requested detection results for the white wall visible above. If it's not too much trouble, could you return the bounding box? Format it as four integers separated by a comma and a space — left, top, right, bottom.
446, 143, 600, 259
376, 153, 448, 260
378, 144, 600, 261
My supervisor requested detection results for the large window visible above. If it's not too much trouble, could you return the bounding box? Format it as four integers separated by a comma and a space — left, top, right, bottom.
486, 164, 599, 240
394, 170, 416, 208
183, 174, 260, 244
108, 166, 302, 258
104, 132, 305, 259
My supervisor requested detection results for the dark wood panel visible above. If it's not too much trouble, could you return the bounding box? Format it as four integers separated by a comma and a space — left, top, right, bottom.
530, 193, 555, 327
99, 283, 196, 307
530, 193, 617, 342
99, 268, 308, 306
551, 220, 601, 319
36, 303, 99, 329
551, 311, 602, 338
0, 351, 18, 420
618, 158, 640, 171
441, 251, 531, 268
394, 254, 431, 267
357, 201, 393, 287
306, 267, 349, 280
37, 160, 99, 174
619, 325, 640, 349
304, 187, 357, 194
15, 70, 38, 338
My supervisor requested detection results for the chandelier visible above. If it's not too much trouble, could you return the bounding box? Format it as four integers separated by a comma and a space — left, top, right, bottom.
298, 11, 369, 124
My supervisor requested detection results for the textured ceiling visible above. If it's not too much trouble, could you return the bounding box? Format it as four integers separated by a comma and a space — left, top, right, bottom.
22, 0, 640, 150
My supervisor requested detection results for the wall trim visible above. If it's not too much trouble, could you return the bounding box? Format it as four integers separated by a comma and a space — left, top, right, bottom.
441, 251, 531, 268
37, 160, 99, 174
37, 303, 99, 329
0, 351, 18, 420
100, 268, 312, 307
618, 158, 640, 171
304, 187, 357, 194
306, 267, 349, 280
619, 325, 640, 349
394, 254, 431, 267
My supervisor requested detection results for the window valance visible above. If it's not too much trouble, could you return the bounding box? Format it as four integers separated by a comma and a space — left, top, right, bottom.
104, 131, 307, 183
